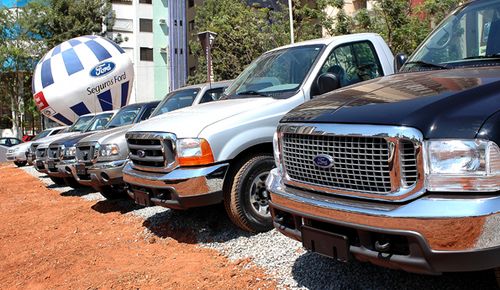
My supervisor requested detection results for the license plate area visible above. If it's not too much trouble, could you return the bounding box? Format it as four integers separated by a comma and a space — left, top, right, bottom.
35, 160, 44, 168
301, 225, 350, 262
47, 160, 56, 169
133, 189, 151, 206
76, 163, 87, 175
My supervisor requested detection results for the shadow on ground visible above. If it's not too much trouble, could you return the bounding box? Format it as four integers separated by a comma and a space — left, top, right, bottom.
59, 187, 97, 197
91, 198, 143, 214
142, 204, 252, 244
291, 252, 497, 290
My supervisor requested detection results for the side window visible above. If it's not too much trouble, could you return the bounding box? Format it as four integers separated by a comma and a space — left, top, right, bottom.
139, 106, 155, 121
199, 88, 225, 104
50, 129, 61, 135
11, 139, 21, 145
319, 41, 383, 88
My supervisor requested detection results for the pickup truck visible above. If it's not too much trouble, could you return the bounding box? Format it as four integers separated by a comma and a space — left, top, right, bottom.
123, 33, 394, 232
72, 81, 230, 200
70, 100, 159, 197
31, 113, 108, 173
44, 111, 116, 187
267, 0, 500, 284
7, 126, 66, 167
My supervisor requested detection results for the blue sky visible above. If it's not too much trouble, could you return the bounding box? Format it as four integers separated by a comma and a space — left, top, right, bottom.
1, 0, 29, 8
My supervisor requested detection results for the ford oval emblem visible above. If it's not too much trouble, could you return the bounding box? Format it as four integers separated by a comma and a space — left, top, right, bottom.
137, 150, 146, 158
90, 61, 116, 77
313, 154, 334, 169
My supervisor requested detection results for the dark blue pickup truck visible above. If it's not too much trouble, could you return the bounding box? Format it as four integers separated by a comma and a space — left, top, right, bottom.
267, 0, 500, 285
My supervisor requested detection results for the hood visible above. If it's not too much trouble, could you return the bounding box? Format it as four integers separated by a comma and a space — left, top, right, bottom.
51, 131, 103, 147
31, 132, 79, 147
8, 141, 33, 152
282, 67, 500, 139
130, 98, 279, 137
78, 125, 132, 144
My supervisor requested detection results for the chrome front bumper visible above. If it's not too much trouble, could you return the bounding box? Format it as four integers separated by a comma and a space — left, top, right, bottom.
6, 151, 26, 162
266, 168, 500, 274
71, 160, 127, 190
34, 159, 48, 173
123, 162, 228, 209
46, 159, 77, 178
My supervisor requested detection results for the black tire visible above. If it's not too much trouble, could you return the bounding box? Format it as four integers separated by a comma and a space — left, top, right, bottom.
223, 153, 275, 233
49, 176, 66, 186
99, 186, 127, 200
14, 161, 27, 167
63, 177, 83, 189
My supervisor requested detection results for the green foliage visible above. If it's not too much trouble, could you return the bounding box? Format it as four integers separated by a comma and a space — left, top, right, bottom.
348, 0, 461, 54
187, 0, 332, 84
24, 0, 112, 48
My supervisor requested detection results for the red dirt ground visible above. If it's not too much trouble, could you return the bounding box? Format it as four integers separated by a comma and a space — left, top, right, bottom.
0, 164, 276, 289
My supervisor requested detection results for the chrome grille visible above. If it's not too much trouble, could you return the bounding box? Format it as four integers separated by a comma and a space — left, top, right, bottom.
400, 140, 417, 186
48, 145, 61, 161
126, 132, 176, 171
278, 124, 426, 202
76, 142, 97, 163
282, 133, 392, 193
36, 147, 46, 159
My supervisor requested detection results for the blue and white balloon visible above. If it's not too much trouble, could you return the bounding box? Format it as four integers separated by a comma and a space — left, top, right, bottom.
32, 35, 134, 125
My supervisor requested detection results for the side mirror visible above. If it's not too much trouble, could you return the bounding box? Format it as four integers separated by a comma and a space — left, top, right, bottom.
394, 53, 408, 72
317, 73, 340, 95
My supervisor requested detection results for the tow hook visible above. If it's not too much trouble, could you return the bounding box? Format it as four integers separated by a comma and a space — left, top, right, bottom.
375, 240, 391, 252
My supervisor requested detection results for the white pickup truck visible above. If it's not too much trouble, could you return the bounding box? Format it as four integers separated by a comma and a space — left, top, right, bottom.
123, 33, 394, 232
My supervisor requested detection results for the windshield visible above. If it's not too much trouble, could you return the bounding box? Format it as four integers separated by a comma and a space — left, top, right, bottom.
68, 115, 94, 132
403, 0, 500, 72
84, 113, 114, 132
151, 88, 200, 117
224, 45, 324, 99
106, 105, 141, 128
32, 129, 51, 141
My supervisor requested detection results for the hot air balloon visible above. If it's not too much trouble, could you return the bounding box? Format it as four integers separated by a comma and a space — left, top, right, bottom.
32, 35, 134, 125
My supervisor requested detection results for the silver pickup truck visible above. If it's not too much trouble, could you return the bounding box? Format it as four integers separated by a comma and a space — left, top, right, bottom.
71, 81, 231, 199
70, 101, 159, 197
123, 33, 395, 232
7, 126, 66, 167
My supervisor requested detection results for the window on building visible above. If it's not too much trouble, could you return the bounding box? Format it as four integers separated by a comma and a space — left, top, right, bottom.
139, 0, 152, 4
139, 18, 153, 32
140, 47, 153, 61
188, 0, 194, 7
111, 0, 132, 4
189, 20, 195, 32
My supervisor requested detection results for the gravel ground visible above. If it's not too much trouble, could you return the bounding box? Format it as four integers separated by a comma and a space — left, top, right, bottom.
21, 165, 499, 289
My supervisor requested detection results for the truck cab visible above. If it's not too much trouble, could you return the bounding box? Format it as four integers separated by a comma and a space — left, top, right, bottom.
122, 33, 394, 232
268, 0, 500, 284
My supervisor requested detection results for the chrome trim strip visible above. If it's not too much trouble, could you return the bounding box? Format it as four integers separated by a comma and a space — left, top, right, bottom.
125, 131, 178, 173
277, 123, 426, 202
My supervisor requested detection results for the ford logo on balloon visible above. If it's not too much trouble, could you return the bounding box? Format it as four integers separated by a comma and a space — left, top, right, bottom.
313, 154, 334, 169
90, 61, 116, 77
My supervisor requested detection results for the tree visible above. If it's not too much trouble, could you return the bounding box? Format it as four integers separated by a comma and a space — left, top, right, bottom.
0, 0, 113, 137
347, 0, 461, 54
187, 0, 341, 84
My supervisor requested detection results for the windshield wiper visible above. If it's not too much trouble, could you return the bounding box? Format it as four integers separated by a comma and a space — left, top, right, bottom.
463, 53, 500, 60
236, 90, 269, 97
405, 61, 449, 69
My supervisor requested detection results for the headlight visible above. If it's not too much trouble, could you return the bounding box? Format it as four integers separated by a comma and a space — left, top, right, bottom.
99, 144, 120, 157
272, 131, 283, 174
426, 139, 500, 192
176, 138, 214, 166
64, 146, 76, 157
